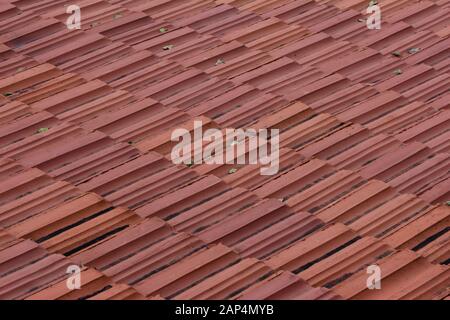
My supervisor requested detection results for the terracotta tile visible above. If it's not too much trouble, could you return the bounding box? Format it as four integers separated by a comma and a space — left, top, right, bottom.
0, 0, 447, 301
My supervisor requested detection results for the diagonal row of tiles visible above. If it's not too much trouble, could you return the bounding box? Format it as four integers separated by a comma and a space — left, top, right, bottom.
0, 0, 448, 300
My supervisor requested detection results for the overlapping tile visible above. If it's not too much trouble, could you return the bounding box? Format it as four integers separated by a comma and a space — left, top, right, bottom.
0, 0, 448, 300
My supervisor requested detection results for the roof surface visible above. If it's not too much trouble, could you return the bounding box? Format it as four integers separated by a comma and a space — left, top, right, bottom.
0, 0, 449, 300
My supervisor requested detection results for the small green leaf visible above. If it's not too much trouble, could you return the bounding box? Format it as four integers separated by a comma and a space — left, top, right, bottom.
163, 44, 174, 51
3, 92, 13, 97
215, 58, 225, 66
391, 51, 401, 57
369, 0, 378, 6
186, 162, 194, 168
37, 127, 49, 133
393, 69, 403, 75
159, 27, 168, 33
446, 201, 450, 206
407, 47, 421, 54
357, 18, 365, 23
113, 13, 123, 19
228, 168, 238, 174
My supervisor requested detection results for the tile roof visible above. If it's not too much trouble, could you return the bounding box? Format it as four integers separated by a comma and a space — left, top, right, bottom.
0, 0, 448, 300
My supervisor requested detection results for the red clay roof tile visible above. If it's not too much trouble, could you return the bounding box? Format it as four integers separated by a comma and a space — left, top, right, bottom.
0, 0, 448, 301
